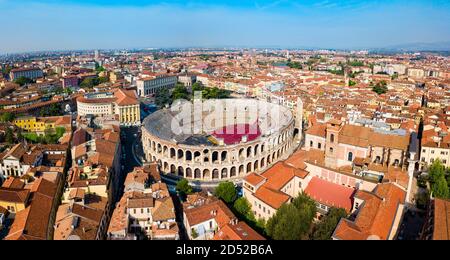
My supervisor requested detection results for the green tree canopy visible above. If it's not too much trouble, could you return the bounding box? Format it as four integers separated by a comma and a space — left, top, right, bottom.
266, 193, 317, 240
14, 76, 34, 86
214, 181, 237, 204
433, 175, 449, 199
0, 112, 15, 122
310, 208, 347, 240
372, 81, 388, 95
176, 179, 193, 200
233, 197, 254, 220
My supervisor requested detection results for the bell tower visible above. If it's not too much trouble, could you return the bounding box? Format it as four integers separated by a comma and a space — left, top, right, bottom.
295, 97, 303, 142
325, 119, 343, 169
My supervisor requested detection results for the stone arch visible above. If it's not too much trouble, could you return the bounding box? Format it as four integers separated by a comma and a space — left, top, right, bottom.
212, 151, 219, 163
163, 162, 169, 172
170, 164, 176, 174
203, 169, 211, 179
239, 148, 245, 159
170, 148, 176, 159
163, 146, 168, 156
254, 144, 260, 156
157, 143, 162, 154
221, 151, 228, 162
186, 168, 193, 178
239, 165, 245, 175
267, 155, 272, 164
186, 151, 193, 161
247, 146, 252, 158
261, 144, 265, 154
261, 157, 266, 168
194, 168, 201, 179
254, 160, 259, 172
194, 151, 201, 162
247, 162, 252, 173
178, 166, 184, 177
221, 168, 228, 179
152, 141, 156, 152
230, 167, 237, 177
212, 169, 219, 179
177, 149, 184, 160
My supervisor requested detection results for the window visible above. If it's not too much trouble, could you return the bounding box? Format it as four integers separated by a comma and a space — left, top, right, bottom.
310, 141, 313, 147
329, 147, 334, 153
330, 134, 335, 143
318, 143, 322, 149
348, 152, 353, 161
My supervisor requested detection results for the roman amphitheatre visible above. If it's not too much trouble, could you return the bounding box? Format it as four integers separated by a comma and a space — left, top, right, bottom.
142, 98, 301, 182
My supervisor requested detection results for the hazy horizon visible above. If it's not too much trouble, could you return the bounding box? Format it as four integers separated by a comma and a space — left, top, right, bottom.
0, 0, 449, 54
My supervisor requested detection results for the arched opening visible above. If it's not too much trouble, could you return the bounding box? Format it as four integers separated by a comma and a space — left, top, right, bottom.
203, 169, 211, 179
393, 159, 400, 166
261, 144, 265, 153
375, 156, 381, 164
247, 146, 252, 158
152, 141, 156, 152
178, 166, 184, 177
194, 169, 201, 179
186, 151, 192, 161
194, 151, 201, 162
157, 143, 162, 154
177, 149, 184, 160
186, 168, 193, 178
239, 165, 244, 175
254, 161, 259, 172
163, 146, 168, 156
164, 162, 169, 172
254, 144, 259, 156
170, 164, 176, 174
212, 151, 219, 163
348, 152, 353, 162
170, 148, 176, 159
261, 158, 266, 168
230, 167, 237, 177
267, 155, 272, 164
239, 148, 245, 159
247, 162, 252, 173
221, 168, 228, 179
212, 169, 219, 179
204, 149, 210, 163
221, 151, 228, 162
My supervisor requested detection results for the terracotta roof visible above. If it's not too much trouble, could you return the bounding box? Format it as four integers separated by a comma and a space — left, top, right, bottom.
333, 183, 406, 240
433, 198, 450, 240
214, 221, 265, 240
304, 177, 355, 212
184, 200, 236, 227
0, 188, 30, 204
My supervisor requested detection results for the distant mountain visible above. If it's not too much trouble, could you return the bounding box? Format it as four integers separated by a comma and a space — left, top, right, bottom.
373, 41, 450, 52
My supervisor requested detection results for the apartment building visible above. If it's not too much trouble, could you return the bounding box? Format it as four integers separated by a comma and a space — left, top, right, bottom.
136, 74, 177, 97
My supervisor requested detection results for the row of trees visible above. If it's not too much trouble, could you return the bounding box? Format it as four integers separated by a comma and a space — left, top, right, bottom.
80, 76, 109, 89
14, 76, 34, 86
155, 82, 231, 109
22, 127, 66, 145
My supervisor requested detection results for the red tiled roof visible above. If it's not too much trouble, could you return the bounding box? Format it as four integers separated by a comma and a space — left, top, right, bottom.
304, 177, 355, 212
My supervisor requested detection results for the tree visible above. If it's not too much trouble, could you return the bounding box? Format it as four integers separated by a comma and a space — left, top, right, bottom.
14, 76, 33, 86
310, 208, 347, 240
214, 181, 237, 204
266, 193, 316, 240
155, 87, 171, 108
172, 84, 190, 101
0, 112, 15, 122
372, 81, 388, 95
40, 103, 61, 117
176, 179, 193, 200
233, 197, 253, 219
433, 175, 449, 199
5, 128, 14, 144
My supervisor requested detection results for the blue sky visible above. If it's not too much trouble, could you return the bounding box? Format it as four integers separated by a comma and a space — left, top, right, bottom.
0, 0, 449, 53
